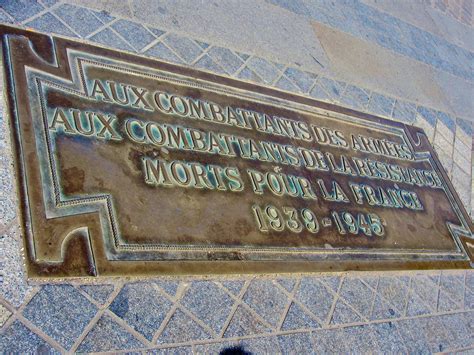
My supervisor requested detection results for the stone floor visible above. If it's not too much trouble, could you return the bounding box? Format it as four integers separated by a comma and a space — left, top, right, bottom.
0, 0, 473, 353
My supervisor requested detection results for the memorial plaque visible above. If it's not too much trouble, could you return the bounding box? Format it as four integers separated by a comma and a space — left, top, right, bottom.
1, 25, 473, 278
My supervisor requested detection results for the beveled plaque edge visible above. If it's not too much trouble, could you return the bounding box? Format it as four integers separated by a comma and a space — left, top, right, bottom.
0, 24, 472, 278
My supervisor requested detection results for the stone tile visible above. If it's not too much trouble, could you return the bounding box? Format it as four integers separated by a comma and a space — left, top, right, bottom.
237, 66, 263, 84
89, 28, 134, 52
67, 0, 131, 18
436, 118, 456, 144
359, 275, 379, 290
147, 345, 193, 354
246, 57, 281, 84
309, 82, 331, 102
436, 151, 454, 176
0, 320, 59, 354
457, 117, 473, 138
272, 61, 285, 71
128, 0, 329, 71
456, 127, 473, 151
338, 278, 374, 319
330, 299, 363, 325
462, 311, 474, 337
223, 305, 270, 338
312, 328, 348, 353
42, 1, 60, 9
454, 188, 471, 213
466, 288, 474, 309
0, 105, 8, 151
152, 280, 180, 298
370, 322, 407, 353
340, 85, 370, 111
207, 47, 244, 75
79, 284, 115, 305
283, 67, 317, 93
109, 282, 173, 341
310, 76, 346, 103
375, 276, 410, 313
0, 160, 17, 227
406, 274, 439, 316
0, 303, 12, 327
467, 271, 474, 293
195, 337, 278, 355
365, 0, 473, 50
193, 54, 225, 74
281, 302, 320, 331
416, 316, 456, 353
1, 0, 44, 22
397, 318, 431, 353
242, 279, 288, 328
0, 229, 35, 308
294, 277, 335, 323
194, 40, 209, 50
163, 33, 203, 64
454, 138, 472, 163
147, 27, 165, 38
90, 9, 115, 24
77, 314, 145, 352
180, 281, 234, 334
275, 75, 300, 93
415, 112, 435, 142
277, 332, 315, 354
156, 309, 211, 344
194, 341, 236, 354
433, 63, 473, 119
239, 336, 280, 354
367, 93, 395, 117
53, 3, 103, 37
438, 272, 465, 312
22, 284, 97, 350
0, 9, 14, 24
314, 16, 453, 111
25, 13, 77, 38
392, 100, 417, 124
460, 311, 474, 348
145, 42, 184, 64
406, 290, 433, 317
220, 280, 245, 296
318, 276, 341, 293
341, 325, 378, 353
452, 164, 471, 193
370, 294, 402, 320
434, 133, 454, 157
236, 52, 250, 61
111, 19, 156, 51
437, 111, 456, 134
276, 278, 297, 292
453, 149, 472, 175
438, 313, 474, 350
417, 106, 438, 127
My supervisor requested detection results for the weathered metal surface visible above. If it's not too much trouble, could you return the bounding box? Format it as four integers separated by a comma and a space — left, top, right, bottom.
0, 25, 472, 278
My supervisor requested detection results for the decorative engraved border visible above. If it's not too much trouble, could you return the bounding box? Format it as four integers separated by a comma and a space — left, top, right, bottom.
13, 43, 470, 263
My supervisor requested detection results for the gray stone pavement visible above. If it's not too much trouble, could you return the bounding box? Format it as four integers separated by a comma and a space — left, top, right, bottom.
0, 0, 473, 353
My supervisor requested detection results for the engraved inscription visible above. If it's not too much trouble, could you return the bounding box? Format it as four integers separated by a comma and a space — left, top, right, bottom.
45, 82, 434, 240
1, 25, 472, 277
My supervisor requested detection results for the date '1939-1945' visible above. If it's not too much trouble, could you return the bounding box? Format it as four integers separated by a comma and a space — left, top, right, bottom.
251, 204, 385, 237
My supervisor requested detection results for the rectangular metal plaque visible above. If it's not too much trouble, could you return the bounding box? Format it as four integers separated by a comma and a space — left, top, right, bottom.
1, 25, 473, 278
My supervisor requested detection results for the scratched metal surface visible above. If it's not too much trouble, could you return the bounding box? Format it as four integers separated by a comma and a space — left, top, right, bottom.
1, 24, 472, 278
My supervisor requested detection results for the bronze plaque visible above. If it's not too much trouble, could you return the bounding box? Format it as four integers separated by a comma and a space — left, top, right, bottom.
1, 25, 473, 278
